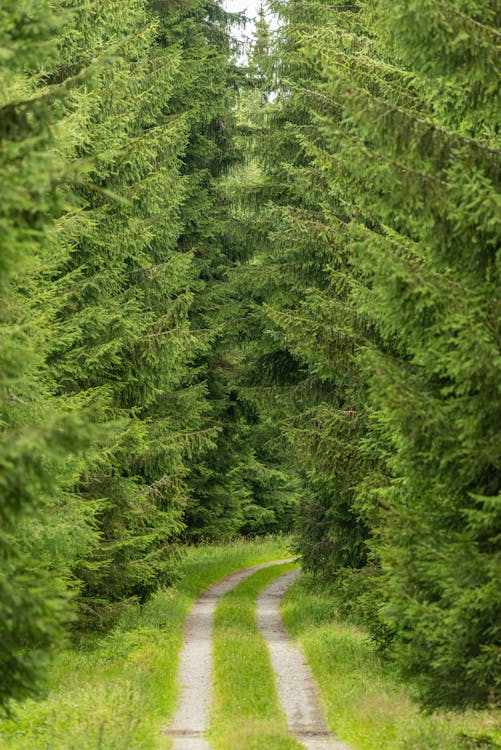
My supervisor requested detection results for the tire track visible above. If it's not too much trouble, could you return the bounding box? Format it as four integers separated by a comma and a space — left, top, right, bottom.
257, 571, 351, 750
164, 559, 295, 750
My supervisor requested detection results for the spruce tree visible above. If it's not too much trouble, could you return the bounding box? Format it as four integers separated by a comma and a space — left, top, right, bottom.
152, 0, 246, 540
43, 0, 219, 618
0, 0, 98, 706
189, 6, 306, 540
235, 0, 371, 575
262, 0, 500, 707
153, 0, 297, 540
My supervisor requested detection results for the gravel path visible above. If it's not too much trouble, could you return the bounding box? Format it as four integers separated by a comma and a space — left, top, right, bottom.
164, 559, 295, 750
257, 570, 351, 750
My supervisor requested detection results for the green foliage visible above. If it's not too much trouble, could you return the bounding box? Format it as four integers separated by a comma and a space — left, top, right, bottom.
0, 0, 100, 707
3, 0, 499, 719
235, 0, 371, 577
0, 0, 292, 708
43, 0, 212, 617
282, 575, 501, 750
172, 3, 301, 542
0, 0, 244, 704
0, 538, 291, 749
252, 0, 500, 709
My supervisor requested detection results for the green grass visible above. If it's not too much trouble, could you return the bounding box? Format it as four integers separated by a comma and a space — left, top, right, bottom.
282, 575, 501, 750
0, 536, 291, 750
209, 561, 303, 750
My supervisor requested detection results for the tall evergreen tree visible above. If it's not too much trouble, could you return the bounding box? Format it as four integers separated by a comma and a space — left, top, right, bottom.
152, 0, 248, 540
260, 0, 500, 707
42, 0, 222, 618
235, 0, 371, 575
156, 0, 299, 540
193, 6, 305, 540
0, 0, 98, 706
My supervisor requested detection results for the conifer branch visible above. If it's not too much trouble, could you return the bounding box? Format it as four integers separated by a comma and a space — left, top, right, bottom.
434, 1, 501, 39
298, 84, 501, 157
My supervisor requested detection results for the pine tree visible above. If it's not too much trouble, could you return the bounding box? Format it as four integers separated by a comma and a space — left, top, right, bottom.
43, 0, 220, 619
0, 0, 98, 706
263, 0, 501, 707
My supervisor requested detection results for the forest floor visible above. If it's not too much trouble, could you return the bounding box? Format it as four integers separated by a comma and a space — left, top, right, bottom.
0, 538, 499, 750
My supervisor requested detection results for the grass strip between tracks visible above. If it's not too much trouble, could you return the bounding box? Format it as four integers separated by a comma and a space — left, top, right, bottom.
0, 537, 291, 750
282, 575, 501, 750
210, 561, 303, 750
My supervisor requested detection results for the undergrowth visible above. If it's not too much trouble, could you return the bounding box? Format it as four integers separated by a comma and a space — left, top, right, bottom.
0, 537, 291, 750
282, 575, 501, 750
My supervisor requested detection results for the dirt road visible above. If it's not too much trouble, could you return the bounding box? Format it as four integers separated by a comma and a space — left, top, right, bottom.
164, 561, 350, 750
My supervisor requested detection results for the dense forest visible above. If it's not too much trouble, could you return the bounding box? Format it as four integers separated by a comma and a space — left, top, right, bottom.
1, 0, 499, 722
